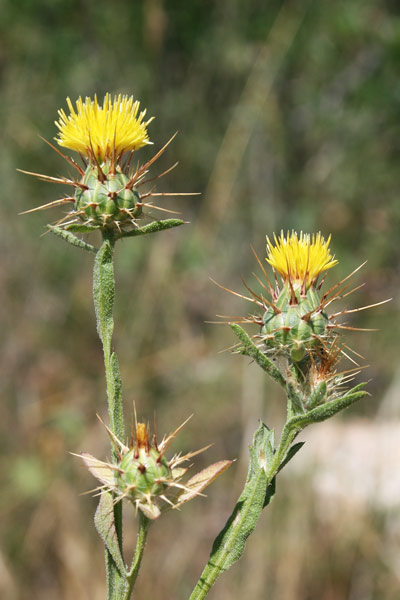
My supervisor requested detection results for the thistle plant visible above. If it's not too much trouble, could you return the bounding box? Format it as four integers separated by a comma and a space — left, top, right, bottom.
22, 93, 230, 600
187, 231, 387, 599
23, 94, 385, 600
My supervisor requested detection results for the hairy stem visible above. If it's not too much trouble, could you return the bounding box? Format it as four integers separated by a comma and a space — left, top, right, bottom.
123, 514, 151, 600
93, 231, 125, 599
188, 426, 297, 600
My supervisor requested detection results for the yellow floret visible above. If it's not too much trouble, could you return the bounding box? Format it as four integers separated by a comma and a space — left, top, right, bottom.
266, 231, 338, 286
55, 93, 153, 162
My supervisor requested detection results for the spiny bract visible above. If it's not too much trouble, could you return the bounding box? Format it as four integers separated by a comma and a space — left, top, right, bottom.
80, 419, 232, 520
20, 94, 194, 235
261, 231, 337, 362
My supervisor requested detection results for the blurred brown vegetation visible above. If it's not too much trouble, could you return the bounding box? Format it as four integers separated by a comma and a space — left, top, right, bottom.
1, 0, 400, 598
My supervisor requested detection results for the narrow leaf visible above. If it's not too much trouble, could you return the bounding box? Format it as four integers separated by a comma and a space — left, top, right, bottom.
65, 223, 99, 233
190, 426, 273, 596
116, 218, 185, 239
110, 352, 124, 441
47, 225, 97, 252
263, 477, 276, 508
207, 468, 267, 574
306, 381, 327, 410
286, 381, 304, 415
230, 324, 286, 388
106, 550, 127, 600
277, 441, 305, 473
95, 493, 127, 578
252, 421, 275, 473
288, 383, 367, 431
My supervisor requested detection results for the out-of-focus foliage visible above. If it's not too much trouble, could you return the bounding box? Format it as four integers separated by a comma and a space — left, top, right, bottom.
1, 1, 400, 599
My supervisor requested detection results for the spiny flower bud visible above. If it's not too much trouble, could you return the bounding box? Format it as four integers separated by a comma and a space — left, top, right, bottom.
221, 230, 388, 379
79, 418, 231, 520
73, 162, 142, 229
114, 423, 172, 502
287, 335, 360, 412
20, 94, 195, 235
261, 232, 337, 362
261, 285, 330, 362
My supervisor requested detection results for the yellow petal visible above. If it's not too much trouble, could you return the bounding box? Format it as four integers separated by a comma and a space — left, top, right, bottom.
55, 93, 153, 162
266, 231, 338, 286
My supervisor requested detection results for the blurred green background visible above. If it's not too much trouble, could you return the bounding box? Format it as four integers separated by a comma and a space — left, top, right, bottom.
1, 1, 400, 598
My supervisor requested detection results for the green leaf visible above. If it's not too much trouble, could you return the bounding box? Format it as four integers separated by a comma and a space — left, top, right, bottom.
286, 381, 304, 416
263, 476, 276, 508
47, 225, 97, 252
95, 493, 127, 578
65, 223, 99, 233
252, 421, 275, 473
110, 352, 124, 441
230, 324, 286, 388
262, 441, 304, 509
306, 381, 327, 410
287, 383, 367, 432
116, 219, 185, 239
189, 425, 274, 599
205, 468, 267, 578
106, 549, 128, 600
277, 441, 305, 473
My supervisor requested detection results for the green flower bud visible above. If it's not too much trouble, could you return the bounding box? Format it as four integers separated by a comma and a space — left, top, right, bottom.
79, 419, 232, 520
261, 286, 330, 362
114, 424, 171, 502
74, 164, 141, 229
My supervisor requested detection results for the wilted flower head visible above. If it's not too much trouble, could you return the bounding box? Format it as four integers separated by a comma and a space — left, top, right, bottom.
80, 418, 231, 520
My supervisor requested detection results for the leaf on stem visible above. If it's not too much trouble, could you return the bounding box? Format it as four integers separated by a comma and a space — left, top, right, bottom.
95, 492, 127, 578
110, 352, 124, 442
230, 324, 286, 388
65, 223, 99, 233
286, 381, 304, 416
207, 468, 267, 575
250, 421, 275, 476
277, 441, 305, 474
47, 224, 97, 252
306, 380, 328, 411
250, 422, 276, 507
288, 382, 367, 432
116, 218, 185, 239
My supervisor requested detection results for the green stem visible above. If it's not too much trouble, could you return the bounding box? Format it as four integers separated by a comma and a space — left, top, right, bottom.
188, 426, 297, 600
123, 514, 151, 600
189, 469, 267, 600
93, 231, 124, 442
93, 231, 125, 599
188, 378, 367, 599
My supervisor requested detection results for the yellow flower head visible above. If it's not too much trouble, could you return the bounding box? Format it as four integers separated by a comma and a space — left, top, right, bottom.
266, 231, 338, 287
55, 93, 153, 163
